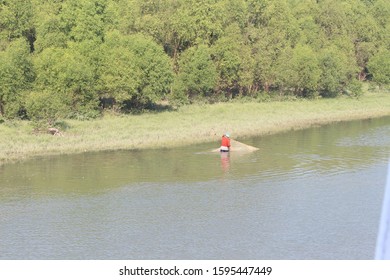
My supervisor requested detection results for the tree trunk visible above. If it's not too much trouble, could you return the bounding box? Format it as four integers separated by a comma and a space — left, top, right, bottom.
0, 99, 4, 116
358, 70, 367, 81
264, 82, 270, 92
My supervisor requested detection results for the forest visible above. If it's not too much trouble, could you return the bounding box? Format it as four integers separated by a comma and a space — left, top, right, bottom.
0, 0, 389, 125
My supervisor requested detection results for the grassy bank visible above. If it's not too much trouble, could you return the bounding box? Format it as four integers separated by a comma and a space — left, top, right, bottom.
1, 91, 390, 165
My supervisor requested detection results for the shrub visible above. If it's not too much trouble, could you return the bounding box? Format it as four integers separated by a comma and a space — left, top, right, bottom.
174, 44, 218, 100
33, 46, 98, 118
367, 49, 390, 87
25, 91, 67, 128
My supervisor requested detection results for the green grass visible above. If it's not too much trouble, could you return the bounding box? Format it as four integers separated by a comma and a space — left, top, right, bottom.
1, 91, 390, 165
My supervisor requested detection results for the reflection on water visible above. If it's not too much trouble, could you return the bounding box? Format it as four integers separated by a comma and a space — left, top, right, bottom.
220, 152, 230, 173
0, 116, 389, 259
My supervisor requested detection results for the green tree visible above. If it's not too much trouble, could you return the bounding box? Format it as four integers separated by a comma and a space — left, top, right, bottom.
246, 0, 299, 93
0, 0, 35, 49
98, 32, 173, 110
315, 0, 348, 39
291, 0, 326, 49
127, 34, 174, 104
370, 0, 390, 51
2, 0, 390, 118
167, 0, 226, 61
367, 49, 390, 86
0, 38, 33, 118
212, 24, 245, 98
106, 0, 141, 35
34, 0, 112, 52
355, 42, 377, 81
260, 0, 299, 44
340, 0, 380, 81
98, 43, 140, 109
33, 46, 97, 118
246, 0, 269, 27
173, 44, 217, 102
276, 44, 321, 97
183, 0, 225, 44
25, 90, 68, 127
222, 0, 248, 29
318, 46, 353, 97
250, 27, 283, 93
32, 0, 68, 52
371, 0, 390, 27
66, 0, 108, 42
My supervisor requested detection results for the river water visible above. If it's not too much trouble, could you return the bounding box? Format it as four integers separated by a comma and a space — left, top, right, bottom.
0, 117, 389, 260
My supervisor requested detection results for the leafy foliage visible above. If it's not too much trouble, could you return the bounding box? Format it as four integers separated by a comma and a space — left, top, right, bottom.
367, 49, 390, 87
0, 0, 389, 121
98, 32, 173, 110
174, 44, 217, 102
33, 46, 97, 117
25, 90, 68, 128
0, 38, 33, 118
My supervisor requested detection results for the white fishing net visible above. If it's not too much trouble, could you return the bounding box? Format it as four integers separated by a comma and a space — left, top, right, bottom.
212, 139, 259, 152
230, 139, 259, 152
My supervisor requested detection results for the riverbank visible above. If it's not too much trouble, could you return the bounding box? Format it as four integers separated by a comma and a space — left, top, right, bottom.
1, 91, 390, 165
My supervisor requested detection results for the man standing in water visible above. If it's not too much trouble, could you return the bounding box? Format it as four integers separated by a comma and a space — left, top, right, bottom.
220, 133, 231, 152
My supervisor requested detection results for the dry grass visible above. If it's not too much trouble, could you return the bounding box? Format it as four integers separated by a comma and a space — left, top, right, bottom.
1, 91, 390, 165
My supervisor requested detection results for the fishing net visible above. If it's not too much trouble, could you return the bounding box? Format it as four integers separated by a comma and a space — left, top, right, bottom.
230, 139, 259, 152
212, 139, 259, 152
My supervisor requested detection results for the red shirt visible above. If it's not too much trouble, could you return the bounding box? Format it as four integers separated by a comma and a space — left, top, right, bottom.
221, 136, 230, 147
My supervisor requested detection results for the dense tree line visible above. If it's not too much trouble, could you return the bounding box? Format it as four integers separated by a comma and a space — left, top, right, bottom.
0, 0, 389, 123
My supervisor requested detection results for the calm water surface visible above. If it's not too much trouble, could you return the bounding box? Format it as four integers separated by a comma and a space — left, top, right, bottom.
1, 117, 389, 259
